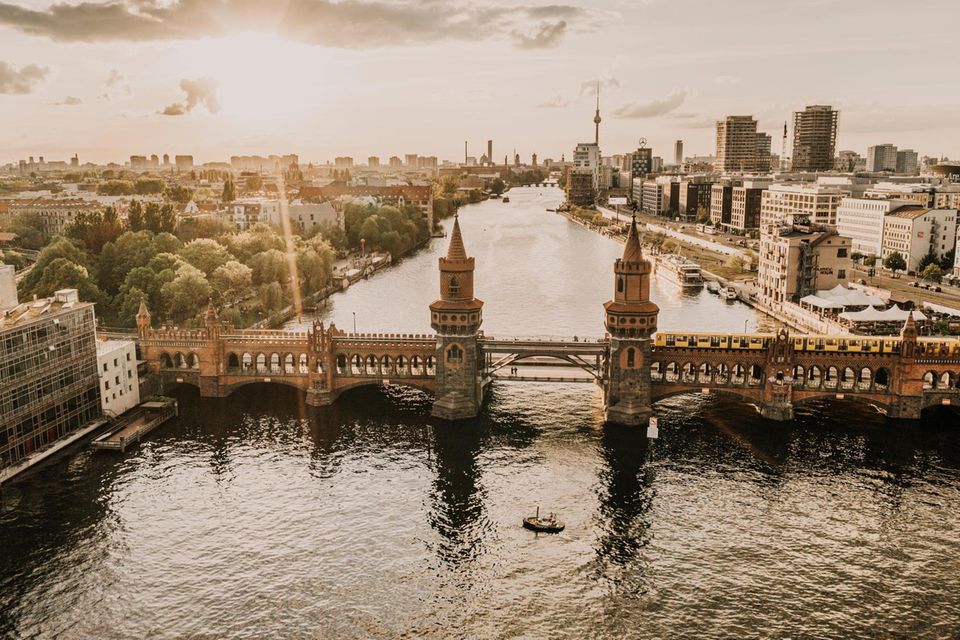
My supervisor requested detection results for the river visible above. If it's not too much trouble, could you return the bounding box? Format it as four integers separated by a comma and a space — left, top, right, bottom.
1, 187, 958, 639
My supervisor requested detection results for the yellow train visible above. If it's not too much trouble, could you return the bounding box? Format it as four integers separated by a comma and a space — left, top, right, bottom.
654, 332, 960, 356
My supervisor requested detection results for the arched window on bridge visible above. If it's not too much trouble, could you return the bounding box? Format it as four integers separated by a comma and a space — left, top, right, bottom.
284, 354, 295, 374
396, 355, 407, 375
381, 355, 392, 374
626, 347, 635, 368
336, 354, 347, 374
447, 344, 464, 363
715, 363, 729, 384
425, 356, 436, 376
449, 276, 460, 295
940, 372, 955, 390
650, 362, 663, 382
187, 353, 199, 369
824, 366, 839, 390
858, 368, 872, 391
922, 371, 936, 390
617, 277, 624, 294
748, 364, 763, 386
228, 353, 240, 371
352, 354, 363, 375
300, 354, 310, 374
160, 353, 173, 369
242, 353, 253, 371
270, 353, 281, 373
256, 353, 267, 373
840, 367, 856, 391
874, 368, 890, 391
698, 363, 711, 384
807, 366, 821, 388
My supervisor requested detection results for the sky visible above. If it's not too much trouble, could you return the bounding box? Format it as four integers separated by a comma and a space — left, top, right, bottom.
1, 0, 958, 165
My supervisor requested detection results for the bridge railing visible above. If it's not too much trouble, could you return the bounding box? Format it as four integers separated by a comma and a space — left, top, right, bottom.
481, 335, 607, 344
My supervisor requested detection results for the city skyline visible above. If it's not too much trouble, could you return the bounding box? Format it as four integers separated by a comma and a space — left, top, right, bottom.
1, 0, 959, 164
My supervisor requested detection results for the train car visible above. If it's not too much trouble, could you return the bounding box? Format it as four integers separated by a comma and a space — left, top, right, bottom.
654, 332, 771, 350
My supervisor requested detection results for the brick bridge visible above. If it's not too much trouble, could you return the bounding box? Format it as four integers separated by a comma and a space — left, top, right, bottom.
136, 216, 960, 424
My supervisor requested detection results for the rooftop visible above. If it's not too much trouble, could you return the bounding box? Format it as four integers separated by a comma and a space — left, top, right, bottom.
886, 207, 931, 220
0, 289, 94, 331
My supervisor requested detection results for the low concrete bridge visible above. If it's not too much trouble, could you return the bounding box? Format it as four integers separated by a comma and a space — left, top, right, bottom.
134, 216, 960, 425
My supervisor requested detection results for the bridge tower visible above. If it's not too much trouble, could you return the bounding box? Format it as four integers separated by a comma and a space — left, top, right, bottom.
430, 214, 484, 420
603, 216, 659, 425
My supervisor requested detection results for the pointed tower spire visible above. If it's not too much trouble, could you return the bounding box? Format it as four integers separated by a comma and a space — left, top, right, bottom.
204, 299, 219, 323
622, 215, 643, 263
446, 214, 467, 261
135, 298, 151, 336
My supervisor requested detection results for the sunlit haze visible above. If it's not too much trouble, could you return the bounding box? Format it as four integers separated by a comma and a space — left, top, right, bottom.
2, 0, 959, 163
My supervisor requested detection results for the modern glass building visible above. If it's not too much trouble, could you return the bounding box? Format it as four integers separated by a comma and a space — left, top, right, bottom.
1, 288, 101, 479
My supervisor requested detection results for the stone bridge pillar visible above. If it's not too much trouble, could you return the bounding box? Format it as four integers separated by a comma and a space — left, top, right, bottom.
430, 215, 484, 420
888, 312, 923, 420
760, 328, 795, 421
306, 320, 335, 407
603, 217, 659, 426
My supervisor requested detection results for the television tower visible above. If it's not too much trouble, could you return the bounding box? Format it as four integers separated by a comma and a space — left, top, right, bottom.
593, 80, 602, 145
779, 121, 789, 172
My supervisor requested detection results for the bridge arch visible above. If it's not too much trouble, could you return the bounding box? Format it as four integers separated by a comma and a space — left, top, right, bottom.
159, 352, 173, 369
651, 387, 762, 408
334, 379, 435, 397
792, 393, 893, 415
222, 378, 310, 397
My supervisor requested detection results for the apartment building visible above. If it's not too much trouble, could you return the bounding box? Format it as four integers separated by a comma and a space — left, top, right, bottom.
881, 208, 958, 272
97, 339, 140, 417
9, 198, 103, 236
710, 182, 733, 226
866, 144, 898, 172
678, 180, 714, 222
716, 116, 758, 172
729, 180, 770, 232
758, 227, 852, 305
835, 198, 918, 257
791, 105, 838, 172
760, 183, 846, 230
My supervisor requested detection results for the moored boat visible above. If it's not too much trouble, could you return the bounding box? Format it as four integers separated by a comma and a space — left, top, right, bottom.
657, 254, 703, 288
722, 286, 739, 300
706, 280, 720, 294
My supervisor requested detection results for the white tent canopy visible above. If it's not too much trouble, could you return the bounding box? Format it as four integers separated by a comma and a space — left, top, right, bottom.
838, 306, 927, 323
801, 285, 886, 310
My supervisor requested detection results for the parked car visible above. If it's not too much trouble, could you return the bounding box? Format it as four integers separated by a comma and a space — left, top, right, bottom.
908, 281, 919, 287
856, 278, 866, 285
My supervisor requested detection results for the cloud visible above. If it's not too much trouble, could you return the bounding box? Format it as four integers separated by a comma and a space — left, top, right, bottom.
52, 95, 82, 105
0, 0, 590, 50
537, 95, 570, 108
579, 76, 620, 96
0, 61, 47, 94
100, 69, 131, 99
159, 77, 220, 116
159, 103, 186, 116
613, 90, 687, 118
510, 20, 567, 49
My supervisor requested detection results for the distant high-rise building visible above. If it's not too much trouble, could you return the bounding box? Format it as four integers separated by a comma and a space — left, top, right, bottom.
368, 156, 380, 167
716, 115, 758, 172
389, 156, 402, 168
487, 140, 493, 166
334, 156, 354, 168
130, 155, 147, 170
404, 154, 418, 167
70, 154, 79, 167
866, 144, 898, 172
791, 105, 838, 172
150, 154, 159, 168
631, 146, 653, 178
162, 153, 170, 166
674, 140, 683, 165
896, 149, 919, 175
174, 155, 193, 170
755, 132, 772, 172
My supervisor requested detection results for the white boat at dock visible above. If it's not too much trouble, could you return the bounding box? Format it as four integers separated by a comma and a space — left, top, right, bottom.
657, 254, 703, 288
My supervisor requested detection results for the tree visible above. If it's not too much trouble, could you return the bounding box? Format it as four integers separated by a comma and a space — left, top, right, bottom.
296, 238, 334, 294
850, 251, 864, 264
128, 200, 145, 231
23, 257, 103, 303
176, 217, 230, 243
211, 260, 253, 298
178, 238, 234, 276
863, 254, 877, 267
259, 281, 284, 312
115, 286, 149, 326
939, 249, 955, 272
921, 263, 944, 283
6, 212, 49, 250
248, 249, 289, 285
19, 237, 90, 297
166, 184, 194, 204
244, 174, 263, 192
160, 264, 212, 322
314, 221, 346, 250
222, 178, 236, 203
490, 178, 505, 196
65, 206, 123, 253
918, 249, 939, 273
883, 251, 907, 275
134, 178, 165, 195
97, 180, 136, 196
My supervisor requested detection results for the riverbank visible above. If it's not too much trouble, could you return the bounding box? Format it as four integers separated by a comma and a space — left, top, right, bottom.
554, 206, 837, 334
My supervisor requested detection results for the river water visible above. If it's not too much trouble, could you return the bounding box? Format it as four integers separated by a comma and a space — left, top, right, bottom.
2, 187, 959, 639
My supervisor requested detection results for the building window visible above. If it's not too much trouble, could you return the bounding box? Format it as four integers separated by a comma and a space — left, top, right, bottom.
617, 277, 624, 293
446, 344, 463, 363
837, 248, 847, 258
449, 276, 460, 295
626, 348, 635, 368
838, 270, 846, 279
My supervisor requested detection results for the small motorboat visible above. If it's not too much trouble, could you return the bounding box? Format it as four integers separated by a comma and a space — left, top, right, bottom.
522, 507, 564, 533
706, 280, 720, 294
722, 286, 739, 301
502, 196, 510, 203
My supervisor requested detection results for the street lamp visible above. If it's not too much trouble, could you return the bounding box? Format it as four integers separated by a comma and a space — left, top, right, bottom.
743, 319, 749, 334
353, 311, 357, 333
